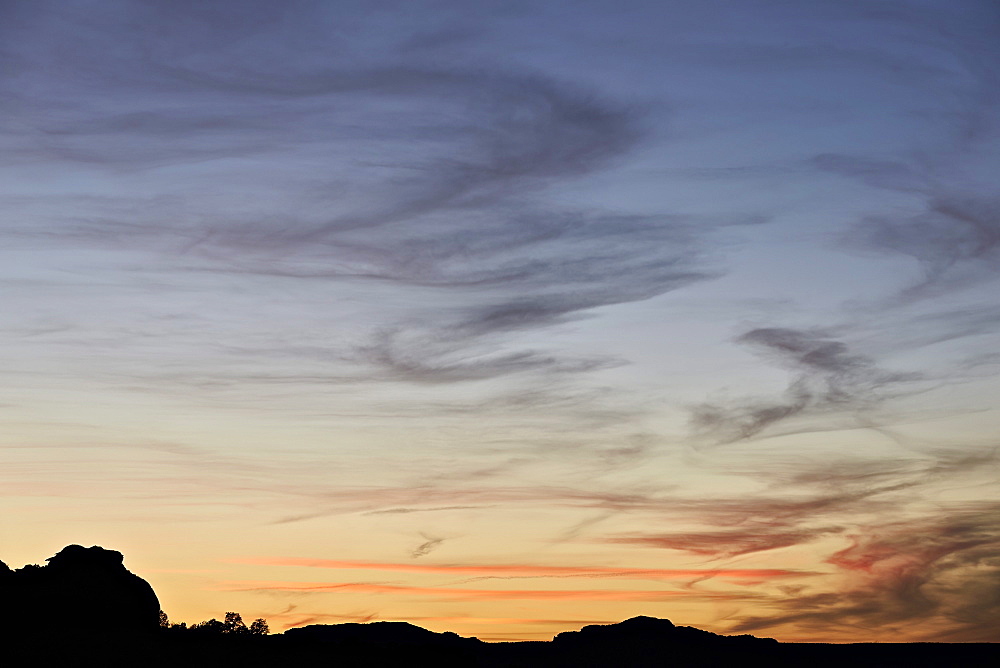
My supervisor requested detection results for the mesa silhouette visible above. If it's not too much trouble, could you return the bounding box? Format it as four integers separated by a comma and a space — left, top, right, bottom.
0, 545, 995, 667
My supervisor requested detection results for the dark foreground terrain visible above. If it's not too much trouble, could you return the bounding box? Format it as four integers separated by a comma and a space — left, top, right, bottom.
5, 626, 998, 668
2, 545, 997, 667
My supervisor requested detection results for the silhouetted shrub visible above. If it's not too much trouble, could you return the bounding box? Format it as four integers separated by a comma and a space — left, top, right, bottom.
184, 612, 268, 636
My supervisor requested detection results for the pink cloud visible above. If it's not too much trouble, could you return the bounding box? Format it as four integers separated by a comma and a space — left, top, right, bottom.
218, 579, 730, 601
232, 556, 804, 581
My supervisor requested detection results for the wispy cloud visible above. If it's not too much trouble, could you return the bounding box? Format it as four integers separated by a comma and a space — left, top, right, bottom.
730, 503, 1000, 642
2, 2, 737, 402
410, 533, 445, 559
607, 449, 998, 560
691, 328, 923, 443
819, 154, 1000, 301
610, 527, 842, 561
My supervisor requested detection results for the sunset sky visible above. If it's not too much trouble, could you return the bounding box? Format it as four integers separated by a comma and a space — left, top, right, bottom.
2, 0, 999, 643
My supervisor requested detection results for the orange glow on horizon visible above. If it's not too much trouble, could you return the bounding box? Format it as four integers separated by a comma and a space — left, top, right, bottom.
216, 579, 735, 601
231, 556, 807, 581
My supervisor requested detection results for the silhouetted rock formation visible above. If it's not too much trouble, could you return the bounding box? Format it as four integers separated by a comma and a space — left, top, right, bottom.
276, 621, 483, 667
554, 615, 777, 648
519, 615, 779, 667
273, 616, 783, 668
0, 544, 160, 637
285, 620, 482, 648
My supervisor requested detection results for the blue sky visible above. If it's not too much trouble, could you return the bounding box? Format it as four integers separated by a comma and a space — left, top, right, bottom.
2, 0, 999, 642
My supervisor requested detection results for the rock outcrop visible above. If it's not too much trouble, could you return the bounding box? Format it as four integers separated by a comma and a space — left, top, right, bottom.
0, 545, 160, 637
553, 615, 778, 648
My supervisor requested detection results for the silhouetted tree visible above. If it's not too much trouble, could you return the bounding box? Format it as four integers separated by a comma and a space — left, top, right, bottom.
185, 612, 267, 637
224, 611, 248, 635
159, 610, 170, 628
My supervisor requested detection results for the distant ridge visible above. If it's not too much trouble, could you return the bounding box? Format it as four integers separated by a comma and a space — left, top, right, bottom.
272, 615, 779, 667
553, 615, 777, 647
285, 620, 483, 647
279, 615, 779, 649
282, 614, 777, 650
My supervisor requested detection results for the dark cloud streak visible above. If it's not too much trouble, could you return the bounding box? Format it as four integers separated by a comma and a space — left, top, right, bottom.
691, 328, 922, 443
0, 2, 739, 391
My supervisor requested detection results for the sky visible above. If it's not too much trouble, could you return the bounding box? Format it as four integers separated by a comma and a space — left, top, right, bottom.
1, 0, 999, 643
